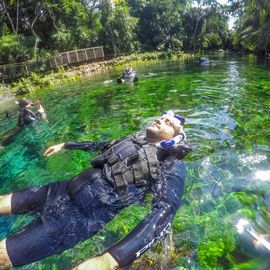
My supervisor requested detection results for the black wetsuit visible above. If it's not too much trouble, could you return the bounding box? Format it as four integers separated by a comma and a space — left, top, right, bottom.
17, 108, 37, 127
0, 109, 36, 147
119, 71, 138, 83
6, 131, 190, 267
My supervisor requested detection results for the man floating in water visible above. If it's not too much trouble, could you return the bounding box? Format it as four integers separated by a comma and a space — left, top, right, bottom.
0, 110, 191, 270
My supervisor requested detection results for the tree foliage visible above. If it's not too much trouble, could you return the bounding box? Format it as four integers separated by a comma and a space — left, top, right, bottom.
229, 0, 270, 54
99, 0, 138, 55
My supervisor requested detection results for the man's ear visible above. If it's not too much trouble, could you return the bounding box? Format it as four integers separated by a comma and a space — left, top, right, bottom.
179, 126, 184, 133
174, 125, 183, 136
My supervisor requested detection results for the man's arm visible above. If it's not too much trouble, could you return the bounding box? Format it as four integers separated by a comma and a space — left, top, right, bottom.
73, 157, 186, 269
44, 141, 109, 156
107, 157, 185, 267
36, 100, 47, 121
63, 141, 109, 151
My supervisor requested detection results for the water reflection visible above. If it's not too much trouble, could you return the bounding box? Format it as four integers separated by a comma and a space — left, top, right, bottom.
255, 170, 270, 181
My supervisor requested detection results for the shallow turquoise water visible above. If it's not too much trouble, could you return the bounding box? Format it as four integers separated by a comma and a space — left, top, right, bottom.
0, 54, 270, 269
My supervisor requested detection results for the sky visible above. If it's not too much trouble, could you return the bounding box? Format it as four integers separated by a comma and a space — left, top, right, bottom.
192, 0, 236, 29
217, 0, 236, 29
217, 0, 228, 4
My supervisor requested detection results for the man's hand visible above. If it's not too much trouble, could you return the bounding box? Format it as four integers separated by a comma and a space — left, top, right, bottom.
44, 143, 65, 156
73, 252, 119, 270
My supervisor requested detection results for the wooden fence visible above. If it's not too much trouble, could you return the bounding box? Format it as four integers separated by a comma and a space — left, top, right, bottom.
0, 46, 104, 82
48, 46, 104, 68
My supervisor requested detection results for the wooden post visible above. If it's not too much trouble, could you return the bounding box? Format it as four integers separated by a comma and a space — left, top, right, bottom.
24, 63, 29, 76
75, 50, 79, 63
84, 49, 87, 61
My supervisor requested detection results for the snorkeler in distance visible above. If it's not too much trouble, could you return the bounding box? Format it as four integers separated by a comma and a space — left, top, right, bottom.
0, 98, 47, 147
117, 66, 139, 84
0, 110, 191, 270
104, 66, 139, 85
104, 66, 156, 85
199, 57, 215, 65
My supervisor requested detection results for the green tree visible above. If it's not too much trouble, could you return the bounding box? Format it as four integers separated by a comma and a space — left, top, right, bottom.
99, 0, 138, 55
133, 0, 188, 51
0, 0, 46, 61
182, 0, 229, 52
0, 33, 26, 64
230, 0, 270, 54
0, 0, 102, 63
45, 0, 101, 51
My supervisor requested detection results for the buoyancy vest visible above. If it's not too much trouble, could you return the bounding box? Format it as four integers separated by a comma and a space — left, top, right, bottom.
67, 131, 191, 198
91, 132, 159, 193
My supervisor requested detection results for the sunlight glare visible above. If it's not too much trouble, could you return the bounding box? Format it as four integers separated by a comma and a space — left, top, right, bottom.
255, 170, 270, 181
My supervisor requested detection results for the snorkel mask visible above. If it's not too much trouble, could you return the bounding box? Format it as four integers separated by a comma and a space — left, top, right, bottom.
162, 110, 185, 126
158, 110, 186, 149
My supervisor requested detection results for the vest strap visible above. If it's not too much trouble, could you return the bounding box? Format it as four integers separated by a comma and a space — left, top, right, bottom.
132, 150, 146, 187
110, 160, 127, 193
143, 145, 158, 179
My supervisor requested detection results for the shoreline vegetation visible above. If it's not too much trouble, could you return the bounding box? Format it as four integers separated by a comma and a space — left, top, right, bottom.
0, 51, 193, 103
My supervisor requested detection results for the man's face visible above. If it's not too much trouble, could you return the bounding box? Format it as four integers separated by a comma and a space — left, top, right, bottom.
26, 103, 32, 109
146, 115, 180, 142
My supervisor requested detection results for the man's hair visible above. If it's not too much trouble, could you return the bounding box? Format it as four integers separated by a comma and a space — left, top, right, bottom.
18, 98, 31, 108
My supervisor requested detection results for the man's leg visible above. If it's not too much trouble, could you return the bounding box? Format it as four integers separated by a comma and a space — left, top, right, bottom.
0, 195, 12, 215
1, 185, 49, 216
0, 239, 12, 270
5, 206, 102, 267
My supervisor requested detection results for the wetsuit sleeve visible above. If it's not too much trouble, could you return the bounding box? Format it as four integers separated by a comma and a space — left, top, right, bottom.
172, 139, 192, 159
63, 141, 109, 152
17, 110, 25, 127
18, 110, 36, 126
107, 157, 186, 267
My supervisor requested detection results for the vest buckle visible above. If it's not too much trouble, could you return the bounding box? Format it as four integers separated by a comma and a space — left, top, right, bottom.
107, 155, 119, 165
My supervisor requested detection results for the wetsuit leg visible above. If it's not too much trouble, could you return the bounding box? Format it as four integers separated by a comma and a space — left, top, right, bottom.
11, 168, 103, 215
6, 198, 113, 266
6, 175, 119, 267
11, 185, 49, 214
6, 213, 96, 266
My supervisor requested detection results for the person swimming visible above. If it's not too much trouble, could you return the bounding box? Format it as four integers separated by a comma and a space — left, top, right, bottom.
0, 110, 191, 270
0, 98, 47, 147
17, 98, 47, 127
117, 66, 139, 84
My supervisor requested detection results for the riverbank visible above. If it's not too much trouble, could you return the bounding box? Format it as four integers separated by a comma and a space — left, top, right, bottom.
0, 51, 193, 101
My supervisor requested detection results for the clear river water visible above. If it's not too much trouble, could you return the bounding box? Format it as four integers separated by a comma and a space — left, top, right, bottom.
0, 53, 270, 269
